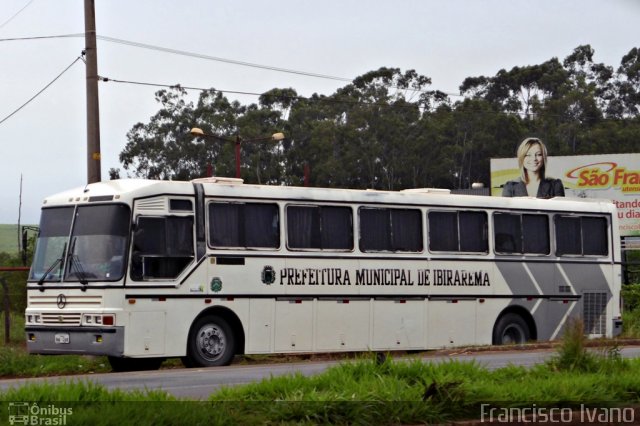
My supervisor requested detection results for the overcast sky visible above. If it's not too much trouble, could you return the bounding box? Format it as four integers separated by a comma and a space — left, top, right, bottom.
1, 0, 639, 224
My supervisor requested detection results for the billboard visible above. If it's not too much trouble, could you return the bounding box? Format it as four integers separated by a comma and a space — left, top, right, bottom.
490, 153, 640, 237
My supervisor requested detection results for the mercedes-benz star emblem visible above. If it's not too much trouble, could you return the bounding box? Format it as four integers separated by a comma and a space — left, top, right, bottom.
56, 294, 67, 309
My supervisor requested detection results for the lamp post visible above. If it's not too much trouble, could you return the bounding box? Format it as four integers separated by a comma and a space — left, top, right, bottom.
190, 128, 285, 179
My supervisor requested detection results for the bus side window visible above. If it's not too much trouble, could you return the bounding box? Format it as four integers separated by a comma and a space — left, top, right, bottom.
428, 211, 458, 252
494, 212, 549, 255
429, 210, 487, 253
459, 211, 488, 253
494, 213, 521, 254
287, 205, 353, 250
555, 215, 608, 256
523, 214, 549, 254
131, 216, 194, 280
359, 207, 422, 252
209, 202, 280, 249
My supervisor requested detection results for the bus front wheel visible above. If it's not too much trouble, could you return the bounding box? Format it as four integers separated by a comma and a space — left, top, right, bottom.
493, 313, 530, 345
183, 315, 235, 367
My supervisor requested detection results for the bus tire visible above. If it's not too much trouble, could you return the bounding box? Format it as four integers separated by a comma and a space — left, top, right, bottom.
107, 356, 164, 372
184, 315, 235, 367
493, 313, 530, 345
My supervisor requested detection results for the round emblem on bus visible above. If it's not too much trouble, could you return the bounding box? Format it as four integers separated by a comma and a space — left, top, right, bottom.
261, 266, 276, 285
56, 294, 67, 309
210, 277, 222, 293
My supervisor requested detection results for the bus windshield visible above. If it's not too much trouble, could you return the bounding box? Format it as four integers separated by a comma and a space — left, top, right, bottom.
29, 204, 131, 283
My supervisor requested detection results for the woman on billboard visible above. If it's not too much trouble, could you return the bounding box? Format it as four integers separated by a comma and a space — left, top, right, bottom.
502, 137, 565, 198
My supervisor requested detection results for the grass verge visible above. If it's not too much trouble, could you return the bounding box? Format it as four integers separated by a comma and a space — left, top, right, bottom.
0, 314, 111, 377
1, 318, 639, 424
0, 357, 638, 424
1, 338, 639, 424
0, 347, 110, 377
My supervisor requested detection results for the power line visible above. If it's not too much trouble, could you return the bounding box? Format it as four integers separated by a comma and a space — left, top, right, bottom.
100, 75, 536, 118
0, 0, 36, 30
0, 56, 83, 126
96, 35, 354, 84
0, 32, 462, 97
99, 76, 434, 111
0, 33, 84, 42
0, 33, 353, 82
95, 35, 462, 97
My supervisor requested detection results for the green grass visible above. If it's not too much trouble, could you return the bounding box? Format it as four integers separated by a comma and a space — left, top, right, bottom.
0, 314, 111, 377
0, 313, 26, 346
207, 355, 640, 424
0, 317, 639, 424
623, 308, 640, 338
1, 355, 638, 425
0, 347, 110, 377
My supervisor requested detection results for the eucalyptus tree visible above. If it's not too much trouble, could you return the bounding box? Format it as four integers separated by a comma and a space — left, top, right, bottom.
120, 86, 199, 180
115, 46, 640, 191
616, 47, 640, 118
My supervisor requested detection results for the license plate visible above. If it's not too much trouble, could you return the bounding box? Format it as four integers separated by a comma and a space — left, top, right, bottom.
54, 333, 70, 344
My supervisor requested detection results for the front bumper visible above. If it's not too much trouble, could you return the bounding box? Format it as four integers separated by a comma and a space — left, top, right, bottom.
25, 326, 124, 356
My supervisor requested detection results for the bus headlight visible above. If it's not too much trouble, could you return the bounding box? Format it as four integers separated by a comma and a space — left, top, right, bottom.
26, 314, 42, 324
82, 314, 115, 326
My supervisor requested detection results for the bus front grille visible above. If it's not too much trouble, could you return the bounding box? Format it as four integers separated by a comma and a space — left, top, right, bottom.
41, 313, 82, 326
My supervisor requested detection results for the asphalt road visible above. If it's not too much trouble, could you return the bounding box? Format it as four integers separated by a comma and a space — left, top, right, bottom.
1, 347, 639, 399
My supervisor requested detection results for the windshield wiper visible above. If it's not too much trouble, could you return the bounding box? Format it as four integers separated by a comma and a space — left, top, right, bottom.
37, 242, 67, 286
66, 237, 89, 288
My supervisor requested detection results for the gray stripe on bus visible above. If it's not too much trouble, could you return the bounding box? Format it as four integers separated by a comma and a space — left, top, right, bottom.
536, 300, 575, 341
495, 262, 539, 295
477, 261, 610, 342
558, 263, 611, 298
526, 262, 556, 295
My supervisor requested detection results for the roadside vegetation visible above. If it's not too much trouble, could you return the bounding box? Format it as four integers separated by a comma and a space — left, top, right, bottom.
1, 319, 639, 425
0, 314, 110, 377
623, 282, 640, 338
0, 225, 21, 254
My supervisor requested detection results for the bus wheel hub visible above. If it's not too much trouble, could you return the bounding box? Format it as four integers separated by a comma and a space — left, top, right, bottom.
198, 326, 225, 358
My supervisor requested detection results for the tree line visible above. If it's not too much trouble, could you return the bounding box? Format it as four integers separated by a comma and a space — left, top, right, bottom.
114, 45, 640, 190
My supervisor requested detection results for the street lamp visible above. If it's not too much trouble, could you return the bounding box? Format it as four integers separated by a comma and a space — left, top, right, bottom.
190, 128, 284, 179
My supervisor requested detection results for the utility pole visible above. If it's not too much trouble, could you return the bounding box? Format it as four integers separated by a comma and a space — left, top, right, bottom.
84, 0, 101, 183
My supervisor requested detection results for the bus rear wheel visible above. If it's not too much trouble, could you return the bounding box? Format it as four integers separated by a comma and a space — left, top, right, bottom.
183, 315, 235, 367
493, 313, 530, 345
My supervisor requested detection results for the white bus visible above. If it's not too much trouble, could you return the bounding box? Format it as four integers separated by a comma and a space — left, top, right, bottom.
25, 178, 623, 370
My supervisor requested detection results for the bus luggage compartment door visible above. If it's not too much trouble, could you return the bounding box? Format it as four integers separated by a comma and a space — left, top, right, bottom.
126, 311, 166, 356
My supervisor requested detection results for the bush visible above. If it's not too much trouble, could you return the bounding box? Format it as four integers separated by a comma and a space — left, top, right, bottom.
622, 283, 640, 312
548, 319, 597, 372
622, 308, 640, 338
548, 318, 627, 373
